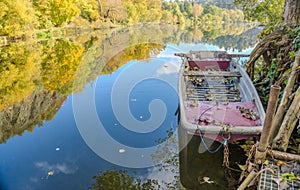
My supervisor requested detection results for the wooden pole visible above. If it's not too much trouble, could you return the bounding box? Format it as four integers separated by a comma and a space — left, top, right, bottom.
237, 170, 257, 190
255, 85, 281, 164
272, 86, 300, 151
267, 149, 300, 162
271, 52, 300, 141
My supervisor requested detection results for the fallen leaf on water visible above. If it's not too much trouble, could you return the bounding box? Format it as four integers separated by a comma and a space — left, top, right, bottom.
119, 149, 125, 153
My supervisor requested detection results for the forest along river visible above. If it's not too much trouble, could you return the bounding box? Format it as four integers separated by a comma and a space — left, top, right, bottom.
0, 24, 260, 190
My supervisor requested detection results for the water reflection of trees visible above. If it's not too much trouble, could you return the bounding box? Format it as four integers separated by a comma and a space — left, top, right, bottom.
41, 39, 84, 94
0, 24, 259, 143
0, 41, 42, 111
202, 27, 260, 51
88, 169, 160, 190
100, 43, 164, 74
89, 129, 180, 190
0, 91, 65, 144
178, 126, 247, 190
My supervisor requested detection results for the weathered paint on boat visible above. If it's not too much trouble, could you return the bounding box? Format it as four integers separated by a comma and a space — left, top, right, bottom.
177, 50, 266, 142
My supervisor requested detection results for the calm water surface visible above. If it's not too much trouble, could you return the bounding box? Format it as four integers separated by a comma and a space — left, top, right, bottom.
0, 25, 259, 190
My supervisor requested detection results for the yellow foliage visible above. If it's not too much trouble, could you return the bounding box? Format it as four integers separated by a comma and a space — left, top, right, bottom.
101, 43, 164, 74
0, 41, 42, 110
33, 0, 80, 27
41, 39, 84, 94
0, 0, 37, 36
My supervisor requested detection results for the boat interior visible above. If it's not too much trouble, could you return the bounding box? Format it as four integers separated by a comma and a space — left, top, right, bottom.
181, 51, 264, 130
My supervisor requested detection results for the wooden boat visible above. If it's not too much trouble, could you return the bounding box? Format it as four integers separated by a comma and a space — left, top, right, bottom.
176, 50, 265, 142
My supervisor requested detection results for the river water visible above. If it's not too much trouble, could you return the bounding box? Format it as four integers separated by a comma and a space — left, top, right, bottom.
0, 24, 259, 190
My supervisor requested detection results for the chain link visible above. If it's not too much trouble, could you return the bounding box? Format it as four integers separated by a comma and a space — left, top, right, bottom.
238, 142, 258, 183
223, 143, 230, 168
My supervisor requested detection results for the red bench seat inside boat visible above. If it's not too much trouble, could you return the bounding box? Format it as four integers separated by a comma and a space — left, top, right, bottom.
188, 60, 230, 71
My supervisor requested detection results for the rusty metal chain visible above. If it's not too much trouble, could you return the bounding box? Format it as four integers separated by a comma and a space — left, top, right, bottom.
238, 142, 258, 183
223, 143, 230, 168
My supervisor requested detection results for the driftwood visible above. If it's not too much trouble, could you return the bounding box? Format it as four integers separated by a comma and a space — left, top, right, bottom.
272, 86, 300, 151
271, 53, 300, 141
267, 149, 300, 162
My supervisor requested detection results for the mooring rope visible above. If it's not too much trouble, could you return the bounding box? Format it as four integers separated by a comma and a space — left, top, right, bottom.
197, 101, 229, 154
197, 129, 228, 154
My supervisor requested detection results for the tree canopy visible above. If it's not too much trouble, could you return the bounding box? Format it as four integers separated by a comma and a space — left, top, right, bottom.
234, 0, 285, 37
236, 0, 300, 151
0, 0, 247, 37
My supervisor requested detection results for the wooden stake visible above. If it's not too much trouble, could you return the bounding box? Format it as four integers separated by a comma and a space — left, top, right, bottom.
255, 85, 281, 164
237, 170, 257, 190
272, 86, 300, 151
271, 52, 300, 141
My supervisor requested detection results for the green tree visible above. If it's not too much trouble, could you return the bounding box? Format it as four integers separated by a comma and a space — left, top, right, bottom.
125, 2, 139, 24
147, 0, 162, 22
161, 11, 173, 24
233, 0, 300, 152
169, 2, 185, 24
76, 0, 101, 22
183, 1, 193, 19
234, 0, 284, 37
89, 169, 160, 190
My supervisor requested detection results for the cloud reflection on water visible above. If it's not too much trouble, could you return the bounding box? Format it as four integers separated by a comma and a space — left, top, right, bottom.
35, 161, 78, 175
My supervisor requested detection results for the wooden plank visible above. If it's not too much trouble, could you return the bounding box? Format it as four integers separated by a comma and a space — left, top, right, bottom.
184, 71, 241, 77
187, 97, 241, 101
193, 85, 235, 89
227, 53, 250, 58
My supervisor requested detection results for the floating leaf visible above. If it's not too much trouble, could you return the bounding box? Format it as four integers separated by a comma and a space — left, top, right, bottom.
282, 173, 297, 182
276, 160, 285, 166
237, 163, 247, 171
119, 149, 125, 153
263, 160, 269, 165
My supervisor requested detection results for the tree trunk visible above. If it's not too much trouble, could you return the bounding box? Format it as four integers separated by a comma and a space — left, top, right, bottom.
270, 52, 300, 141
272, 86, 300, 151
96, 0, 103, 16
283, 0, 300, 27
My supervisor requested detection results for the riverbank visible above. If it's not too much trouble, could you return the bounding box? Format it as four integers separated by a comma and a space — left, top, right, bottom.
0, 21, 120, 46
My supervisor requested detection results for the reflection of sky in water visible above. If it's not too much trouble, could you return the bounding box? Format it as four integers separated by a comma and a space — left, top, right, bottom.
0, 41, 254, 190
166, 43, 221, 53
96, 59, 179, 148
0, 46, 181, 190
